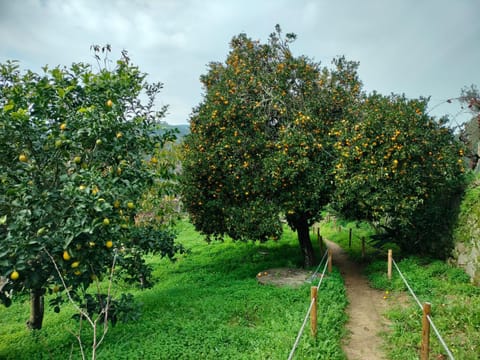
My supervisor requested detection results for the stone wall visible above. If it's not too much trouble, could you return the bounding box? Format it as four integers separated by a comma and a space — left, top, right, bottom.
451, 175, 480, 285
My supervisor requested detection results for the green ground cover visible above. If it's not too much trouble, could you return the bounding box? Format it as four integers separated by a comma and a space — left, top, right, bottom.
0, 221, 348, 359
366, 257, 480, 360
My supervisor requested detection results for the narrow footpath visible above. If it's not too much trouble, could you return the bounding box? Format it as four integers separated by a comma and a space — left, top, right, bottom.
325, 240, 388, 360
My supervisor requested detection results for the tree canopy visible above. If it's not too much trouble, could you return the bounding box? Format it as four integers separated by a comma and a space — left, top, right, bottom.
331, 93, 465, 256
0, 49, 182, 329
181, 26, 362, 266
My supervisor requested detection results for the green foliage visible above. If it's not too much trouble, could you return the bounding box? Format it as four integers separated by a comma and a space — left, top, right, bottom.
454, 173, 480, 244
0, 220, 348, 359
366, 256, 480, 359
0, 50, 182, 322
332, 93, 466, 257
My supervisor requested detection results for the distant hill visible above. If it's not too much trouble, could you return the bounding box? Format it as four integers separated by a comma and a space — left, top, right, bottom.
158, 122, 190, 141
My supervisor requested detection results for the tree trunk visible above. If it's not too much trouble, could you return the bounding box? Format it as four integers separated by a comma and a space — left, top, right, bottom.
27, 288, 44, 330
296, 215, 317, 268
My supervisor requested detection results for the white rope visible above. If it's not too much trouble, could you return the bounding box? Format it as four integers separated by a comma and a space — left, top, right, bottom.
307, 249, 328, 283
315, 257, 329, 291
288, 253, 329, 360
392, 258, 455, 359
287, 297, 316, 360
427, 315, 455, 359
392, 258, 423, 310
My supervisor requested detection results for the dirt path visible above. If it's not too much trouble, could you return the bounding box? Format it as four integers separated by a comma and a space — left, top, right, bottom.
325, 240, 388, 360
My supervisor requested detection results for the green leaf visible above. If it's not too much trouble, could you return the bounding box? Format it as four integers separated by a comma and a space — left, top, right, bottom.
3, 103, 14, 112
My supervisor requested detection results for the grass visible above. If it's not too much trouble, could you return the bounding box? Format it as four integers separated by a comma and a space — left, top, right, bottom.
366, 257, 480, 360
317, 216, 381, 261
0, 220, 348, 359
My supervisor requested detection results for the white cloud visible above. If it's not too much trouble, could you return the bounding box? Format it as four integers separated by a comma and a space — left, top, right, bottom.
0, 0, 479, 124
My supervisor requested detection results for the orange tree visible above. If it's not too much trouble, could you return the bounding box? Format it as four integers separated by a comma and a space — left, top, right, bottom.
181, 26, 361, 266
331, 93, 466, 256
0, 49, 182, 329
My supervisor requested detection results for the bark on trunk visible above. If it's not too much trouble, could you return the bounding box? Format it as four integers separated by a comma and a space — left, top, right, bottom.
296, 216, 317, 268
27, 289, 44, 330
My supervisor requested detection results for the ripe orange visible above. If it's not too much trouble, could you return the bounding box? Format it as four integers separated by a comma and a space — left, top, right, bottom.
71, 261, 80, 268
116, 132, 123, 139
60, 123, 67, 131
63, 251, 71, 261
105, 240, 113, 249
19, 154, 28, 162
106, 99, 113, 107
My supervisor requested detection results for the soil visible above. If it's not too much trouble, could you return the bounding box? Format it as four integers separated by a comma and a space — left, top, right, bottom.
324, 240, 389, 359
256, 267, 317, 287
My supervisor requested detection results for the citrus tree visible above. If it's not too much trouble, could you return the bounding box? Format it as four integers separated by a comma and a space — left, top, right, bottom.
0, 48, 182, 329
332, 93, 466, 256
181, 26, 361, 266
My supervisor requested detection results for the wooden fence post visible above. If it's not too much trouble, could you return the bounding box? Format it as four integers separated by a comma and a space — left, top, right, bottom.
420, 302, 431, 360
349, 228, 352, 248
361, 237, 365, 258
328, 249, 332, 273
317, 229, 323, 253
310, 286, 317, 337
387, 249, 392, 280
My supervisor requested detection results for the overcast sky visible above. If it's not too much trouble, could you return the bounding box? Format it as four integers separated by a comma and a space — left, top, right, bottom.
1, 0, 479, 125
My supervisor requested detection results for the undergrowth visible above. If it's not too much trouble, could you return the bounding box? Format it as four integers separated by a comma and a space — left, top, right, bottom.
0, 220, 348, 359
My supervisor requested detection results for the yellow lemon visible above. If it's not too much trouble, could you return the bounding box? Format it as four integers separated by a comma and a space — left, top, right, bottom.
63, 251, 71, 261
10, 270, 19, 281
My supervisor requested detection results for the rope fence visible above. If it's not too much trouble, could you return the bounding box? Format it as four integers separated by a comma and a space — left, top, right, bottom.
297, 223, 455, 359
388, 252, 455, 360
313, 221, 371, 258
287, 248, 331, 360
